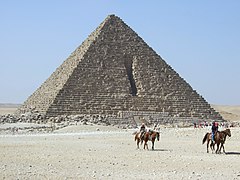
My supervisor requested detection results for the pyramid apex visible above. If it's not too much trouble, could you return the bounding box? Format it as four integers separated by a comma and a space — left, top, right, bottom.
108, 14, 117, 17
107, 14, 118, 18
105, 14, 122, 22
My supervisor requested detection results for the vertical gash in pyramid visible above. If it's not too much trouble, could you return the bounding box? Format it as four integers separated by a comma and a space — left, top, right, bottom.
17, 15, 222, 120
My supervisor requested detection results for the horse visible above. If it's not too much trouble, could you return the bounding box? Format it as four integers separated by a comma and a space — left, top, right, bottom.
215, 129, 231, 154
143, 130, 160, 150
202, 129, 231, 154
202, 132, 215, 153
134, 130, 160, 150
134, 131, 142, 149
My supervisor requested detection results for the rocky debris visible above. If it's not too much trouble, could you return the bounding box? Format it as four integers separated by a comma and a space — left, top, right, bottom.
0, 112, 131, 133
0, 111, 229, 134
0, 112, 46, 124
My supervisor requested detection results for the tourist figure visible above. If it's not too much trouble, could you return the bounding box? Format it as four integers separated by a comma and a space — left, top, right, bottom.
211, 121, 218, 143
204, 121, 208, 127
193, 122, 197, 128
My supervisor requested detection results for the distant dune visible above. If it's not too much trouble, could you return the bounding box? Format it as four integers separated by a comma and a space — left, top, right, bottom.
211, 104, 240, 121
0, 103, 20, 115
0, 103, 21, 108
0, 103, 240, 121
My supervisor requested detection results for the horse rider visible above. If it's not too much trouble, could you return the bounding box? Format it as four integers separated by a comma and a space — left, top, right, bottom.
153, 123, 157, 130
211, 121, 218, 143
140, 123, 146, 140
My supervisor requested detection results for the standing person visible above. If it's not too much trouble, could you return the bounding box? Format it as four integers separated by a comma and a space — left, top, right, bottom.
193, 122, 197, 128
211, 121, 218, 143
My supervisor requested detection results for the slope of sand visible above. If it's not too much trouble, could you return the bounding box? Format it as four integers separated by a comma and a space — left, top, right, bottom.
211, 105, 240, 121
0, 104, 19, 115
0, 104, 240, 178
0, 124, 240, 179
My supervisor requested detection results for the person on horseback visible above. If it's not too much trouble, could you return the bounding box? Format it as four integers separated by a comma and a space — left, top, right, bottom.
211, 121, 218, 143
153, 123, 157, 130
140, 123, 146, 140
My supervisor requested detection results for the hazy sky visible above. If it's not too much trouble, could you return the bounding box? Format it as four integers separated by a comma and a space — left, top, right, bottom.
0, 1, 239, 105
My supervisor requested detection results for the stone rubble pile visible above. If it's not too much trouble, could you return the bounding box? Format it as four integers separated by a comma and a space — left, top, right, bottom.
0, 112, 129, 133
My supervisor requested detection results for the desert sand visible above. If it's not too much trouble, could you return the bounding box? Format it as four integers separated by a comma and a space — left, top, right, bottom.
0, 105, 240, 179
0, 123, 240, 180
211, 105, 240, 122
0, 104, 19, 116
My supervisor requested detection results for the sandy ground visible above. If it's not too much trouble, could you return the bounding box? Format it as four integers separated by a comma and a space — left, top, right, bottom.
0, 104, 19, 115
0, 107, 17, 115
211, 105, 240, 122
0, 124, 240, 180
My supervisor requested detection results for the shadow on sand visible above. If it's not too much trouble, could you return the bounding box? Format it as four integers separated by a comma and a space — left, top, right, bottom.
153, 148, 172, 152
225, 152, 240, 155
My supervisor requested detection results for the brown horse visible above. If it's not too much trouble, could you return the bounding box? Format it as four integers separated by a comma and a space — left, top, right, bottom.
134, 130, 160, 150
134, 131, 142, 149
202, 129, 231, 154
202, 132, 215, 153
215, 129, 231, 154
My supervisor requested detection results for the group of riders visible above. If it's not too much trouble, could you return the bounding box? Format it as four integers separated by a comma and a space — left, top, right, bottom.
139, 121, 220, 143
138, 121, 230, 153
139, 123, 158, 140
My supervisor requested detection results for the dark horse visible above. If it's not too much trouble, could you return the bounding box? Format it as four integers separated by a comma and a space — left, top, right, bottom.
202, 129, 231, 154
134, 130, 160, 150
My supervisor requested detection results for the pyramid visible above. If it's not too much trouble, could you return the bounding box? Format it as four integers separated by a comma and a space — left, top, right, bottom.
17, 14, 222, 121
